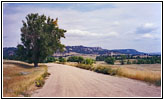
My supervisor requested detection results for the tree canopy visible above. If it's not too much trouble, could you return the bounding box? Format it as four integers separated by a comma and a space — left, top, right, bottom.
17, 13, 66, 67
104, 57, 115, 65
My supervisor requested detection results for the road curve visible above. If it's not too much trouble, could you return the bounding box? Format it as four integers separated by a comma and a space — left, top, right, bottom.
31, 63, 161, 97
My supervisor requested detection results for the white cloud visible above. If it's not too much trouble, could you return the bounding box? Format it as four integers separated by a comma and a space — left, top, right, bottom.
105, 31, 118, 37
141, 33, 154, 39
112, 21, 120, 26
67, 29, 94, 36
135, 22, 157, 34
67, 29, 118, 37
144, 23, 154, 28
139, 33, 160, 40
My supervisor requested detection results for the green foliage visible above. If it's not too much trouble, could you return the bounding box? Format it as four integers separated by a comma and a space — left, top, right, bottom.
109, 69, 118, 75
78, 56, 84, 63
3, 55, 18, 60
132, 56, 161, 64
67, 56, 77, 62
137, 59, 145, 64
35, 77, 44, 87
67, 56, 94, 65
67, 56, 84, 63
94, 66, 111, 74
59, 57, 66, 62
94, 66, 118, 75
82, 58, 95, 65
17, 13, 66, 67
155, 79, 161, 86
120, 55, 126, 59
96, 55, 161, 65
96, 56, 107, 61
44, 56, 57, 63
120, 55, 126, 65
104, 57, 115, 65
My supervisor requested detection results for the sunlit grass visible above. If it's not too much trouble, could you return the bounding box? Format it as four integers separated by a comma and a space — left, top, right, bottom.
117, 67, 161, 86
3, 60, 48, 97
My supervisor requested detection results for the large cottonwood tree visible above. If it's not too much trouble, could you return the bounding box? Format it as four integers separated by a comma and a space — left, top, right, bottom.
17, 13, 66, 67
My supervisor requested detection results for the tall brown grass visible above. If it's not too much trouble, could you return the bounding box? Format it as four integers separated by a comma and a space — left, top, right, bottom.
117, 67, 161, 86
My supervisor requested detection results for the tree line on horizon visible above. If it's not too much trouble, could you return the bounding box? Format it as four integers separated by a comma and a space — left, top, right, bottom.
96, 55, 161, 65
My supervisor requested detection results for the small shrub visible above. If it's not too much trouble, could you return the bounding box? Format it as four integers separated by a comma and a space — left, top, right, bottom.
93, 65, 119, 75
78, 56, 84, 63
105, 57, 115, 65
35, 66, 49, 87
59, 57, 67, 63
108, 69, 118, 75
76, 64, 92, 70
82, 58, 95, 65
94, 66, 112, 74
155, 79, 161, 86
35, 77, 44, 87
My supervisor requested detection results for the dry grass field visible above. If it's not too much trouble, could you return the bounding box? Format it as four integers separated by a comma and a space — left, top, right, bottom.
96, 61, 161, 71
3, 60, 48, 97
96, 61, 161, 86
65, 61, 161, 86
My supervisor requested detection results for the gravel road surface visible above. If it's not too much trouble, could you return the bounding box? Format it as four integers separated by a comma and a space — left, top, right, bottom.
32, 63, 161, 97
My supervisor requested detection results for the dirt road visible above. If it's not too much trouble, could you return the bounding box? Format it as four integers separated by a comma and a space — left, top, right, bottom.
32, 63, 161, 97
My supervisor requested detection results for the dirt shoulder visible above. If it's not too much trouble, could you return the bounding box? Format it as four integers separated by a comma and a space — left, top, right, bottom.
32, 63, 161, 97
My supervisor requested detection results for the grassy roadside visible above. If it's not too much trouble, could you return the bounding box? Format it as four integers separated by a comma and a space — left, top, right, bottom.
3, 60, 49, 97
116, 67, 161, 86
64, 62, 161, 86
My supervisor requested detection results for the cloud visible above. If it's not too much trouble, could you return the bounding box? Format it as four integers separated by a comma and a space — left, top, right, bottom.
112, 21, 120, 26
67, 29, 118, 37
135, 23, 157, 34
3, 3, 161, 52
141, 33, 154, 39
140, 33, 161, 39
67, 29, 95, 36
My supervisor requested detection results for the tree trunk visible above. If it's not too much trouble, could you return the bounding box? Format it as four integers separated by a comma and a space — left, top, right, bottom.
34, 62, 38, 67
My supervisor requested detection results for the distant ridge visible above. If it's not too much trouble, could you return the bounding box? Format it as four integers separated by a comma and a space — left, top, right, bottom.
3, 45, 149, 58
148, 52, 161, 56
3, 47, 17, 57
65, 45, 146, 55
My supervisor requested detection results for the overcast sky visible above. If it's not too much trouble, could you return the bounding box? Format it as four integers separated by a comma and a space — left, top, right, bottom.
3, 3, 161, 53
